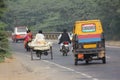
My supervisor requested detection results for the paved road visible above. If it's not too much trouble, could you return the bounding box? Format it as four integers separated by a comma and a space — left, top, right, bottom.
10, 40, 120, 80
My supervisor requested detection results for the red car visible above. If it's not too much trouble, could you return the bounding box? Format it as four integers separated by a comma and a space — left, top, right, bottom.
12, 26, 28, 42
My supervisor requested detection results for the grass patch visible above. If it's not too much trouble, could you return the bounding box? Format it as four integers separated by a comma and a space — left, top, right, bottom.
0, 56, 5, 63
0, 52, 13, 63
5, 52, 13, 58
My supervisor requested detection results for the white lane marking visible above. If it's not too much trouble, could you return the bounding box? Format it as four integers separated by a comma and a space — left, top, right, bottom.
106, 56, 110, 59
22, 55, 99, 80
93, 78, 99, 80
42, 60, 99, 80
81, 73, 93, 78
43, 60, 75, 71
26, 53, 101, 80
26, 52, 100, 80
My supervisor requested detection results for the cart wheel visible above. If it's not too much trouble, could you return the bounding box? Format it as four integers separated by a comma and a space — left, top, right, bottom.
102, 57, 106, 64
85, 60, 89, 64
63, 52, 67, 56
63, 53, 65, 56
65, 53, 67, 56
31, 49, 33, 60
74, 59, 78, 65
50, 46, 53, 60
39, 52, 42, 60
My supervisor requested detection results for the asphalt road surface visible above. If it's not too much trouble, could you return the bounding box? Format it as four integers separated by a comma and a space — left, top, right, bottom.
10, 40, 120, 80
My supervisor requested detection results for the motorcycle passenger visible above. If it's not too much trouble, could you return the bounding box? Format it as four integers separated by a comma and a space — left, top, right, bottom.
58, 29, 71, 51
24, 29, 33, 49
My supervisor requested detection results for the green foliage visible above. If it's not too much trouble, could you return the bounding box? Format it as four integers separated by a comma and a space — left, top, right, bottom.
0, 0, 10, 62
0, 30, 9, 62
95, 0, 120, 40
2, 0, 120, 40
0, 0, 6, 18
0, 21, 7, 30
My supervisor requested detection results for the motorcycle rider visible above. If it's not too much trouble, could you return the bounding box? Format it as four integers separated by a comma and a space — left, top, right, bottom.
24, 29, 33, 50
58, 29, 71, 51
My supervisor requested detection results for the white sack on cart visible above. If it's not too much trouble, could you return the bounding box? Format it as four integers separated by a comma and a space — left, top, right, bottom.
28, 39, 52, 48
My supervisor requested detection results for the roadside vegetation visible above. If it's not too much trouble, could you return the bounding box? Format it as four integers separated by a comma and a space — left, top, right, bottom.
2, 0, 120, 40
0, 0, 12, 62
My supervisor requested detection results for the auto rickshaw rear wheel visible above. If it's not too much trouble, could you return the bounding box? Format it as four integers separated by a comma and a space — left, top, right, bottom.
74, 59, 78, 65
85, 60, 89, 64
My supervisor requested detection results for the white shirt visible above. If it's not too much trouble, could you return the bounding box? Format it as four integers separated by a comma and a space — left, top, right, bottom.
34, 33, 45, 42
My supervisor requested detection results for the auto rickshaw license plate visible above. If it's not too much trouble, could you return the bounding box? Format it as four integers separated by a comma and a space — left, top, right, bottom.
83, 44, 96, 48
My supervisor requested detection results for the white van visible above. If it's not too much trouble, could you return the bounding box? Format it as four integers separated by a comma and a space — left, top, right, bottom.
12, 26, 28, 42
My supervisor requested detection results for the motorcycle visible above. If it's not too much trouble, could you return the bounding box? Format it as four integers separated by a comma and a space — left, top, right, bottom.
60, 41, 70, 56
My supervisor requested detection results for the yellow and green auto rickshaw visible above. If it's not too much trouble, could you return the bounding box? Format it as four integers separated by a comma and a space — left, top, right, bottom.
72, 19, 106, 65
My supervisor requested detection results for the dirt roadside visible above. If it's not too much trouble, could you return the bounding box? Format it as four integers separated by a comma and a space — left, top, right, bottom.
0, 55, 77, 80
0, 56, 54, 80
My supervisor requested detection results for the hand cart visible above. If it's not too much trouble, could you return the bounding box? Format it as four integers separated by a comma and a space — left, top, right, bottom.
29, 42, 53, 60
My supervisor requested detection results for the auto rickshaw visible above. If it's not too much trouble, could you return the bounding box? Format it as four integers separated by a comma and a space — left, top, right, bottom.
72, 20, 106, 65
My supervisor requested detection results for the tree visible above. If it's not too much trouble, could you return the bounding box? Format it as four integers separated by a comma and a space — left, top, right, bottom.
0, 0, 9, 62
2, 0, 120, 40
96, 0, 120, 40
